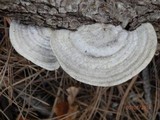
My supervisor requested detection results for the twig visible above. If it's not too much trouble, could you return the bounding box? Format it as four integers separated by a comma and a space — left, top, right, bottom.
152, 58, 160, 120
142, 66, 153, 119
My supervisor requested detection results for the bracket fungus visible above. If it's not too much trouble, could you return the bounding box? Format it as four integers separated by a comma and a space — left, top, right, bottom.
9, 21, 59, 70
50, 23, 157, 86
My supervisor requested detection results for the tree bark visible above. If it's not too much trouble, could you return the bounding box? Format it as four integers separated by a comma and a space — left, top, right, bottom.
0, 0, 160, 32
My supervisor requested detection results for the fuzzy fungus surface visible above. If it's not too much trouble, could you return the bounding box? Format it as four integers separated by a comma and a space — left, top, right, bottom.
9, 21, 59, 70
50, 23, 157, 86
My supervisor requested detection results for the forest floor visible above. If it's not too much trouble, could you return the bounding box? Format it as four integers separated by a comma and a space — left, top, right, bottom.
0, 17, 160, 120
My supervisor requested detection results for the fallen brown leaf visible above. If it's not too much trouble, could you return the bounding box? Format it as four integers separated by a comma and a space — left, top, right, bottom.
54, 86, 80, 120
54, 101, 69, 117
65, 105, 78, 120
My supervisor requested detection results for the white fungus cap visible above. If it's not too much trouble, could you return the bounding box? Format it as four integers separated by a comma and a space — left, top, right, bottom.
50, 23, 157, 86
9, 21, 60, 70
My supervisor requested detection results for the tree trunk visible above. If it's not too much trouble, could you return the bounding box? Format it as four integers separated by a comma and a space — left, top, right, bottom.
0, 0, 160, 32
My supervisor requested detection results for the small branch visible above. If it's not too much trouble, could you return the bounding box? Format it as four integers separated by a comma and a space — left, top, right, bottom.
142, 67, 153, 119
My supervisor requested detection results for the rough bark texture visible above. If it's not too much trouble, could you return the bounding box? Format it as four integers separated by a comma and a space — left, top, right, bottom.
0, 0, 160, 33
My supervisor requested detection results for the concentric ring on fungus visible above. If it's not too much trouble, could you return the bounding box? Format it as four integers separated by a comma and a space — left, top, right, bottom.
50, 23, 157, 86
9, 21, 59, 70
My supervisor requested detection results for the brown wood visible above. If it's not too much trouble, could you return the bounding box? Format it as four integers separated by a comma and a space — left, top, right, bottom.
0, 0, 160, 32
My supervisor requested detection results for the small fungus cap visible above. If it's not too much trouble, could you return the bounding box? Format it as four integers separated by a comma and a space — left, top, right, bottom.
9, 21, 59, 70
